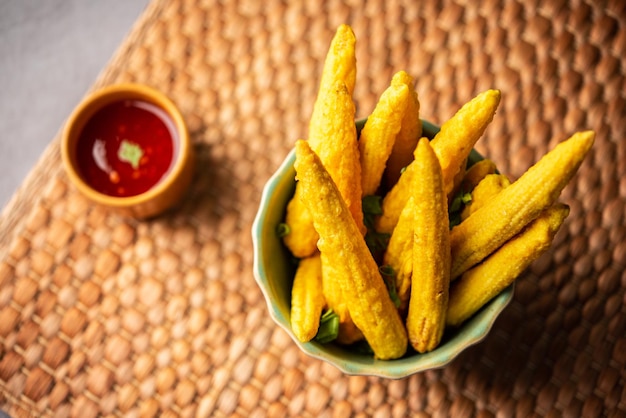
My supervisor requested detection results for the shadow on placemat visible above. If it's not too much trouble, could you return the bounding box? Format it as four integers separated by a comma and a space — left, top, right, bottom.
0, 0, 624, 417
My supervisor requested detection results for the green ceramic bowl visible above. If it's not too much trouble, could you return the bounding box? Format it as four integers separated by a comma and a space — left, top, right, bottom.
252, 120, 514, 378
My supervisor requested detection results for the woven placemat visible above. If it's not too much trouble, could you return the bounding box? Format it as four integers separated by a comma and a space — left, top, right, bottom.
1, 0, 625, 416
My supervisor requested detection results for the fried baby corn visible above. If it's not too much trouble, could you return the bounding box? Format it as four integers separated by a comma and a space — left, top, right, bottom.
290, 252, 325, 342
460, 173, 511, 221
430, 89, 501, 199
283, 25, 360, 258
460, 158, 498, 193
375, 140, 426, 234
359, 82, 410, 196
447, 203, 570, 327
382, 197, 414, 311
450, 130, 595, 280
311, 24, 357, 105
321, 253, 364, 344
283, 81, 362, 257
283, 187, 319, 258
311, 82, 364, 342
311, 81, 364, 232
376, 89, 501, 234
294, 139, 407, 360
450, 157, 469, 199
384, 71, 422, 189
405, 138, 451, 353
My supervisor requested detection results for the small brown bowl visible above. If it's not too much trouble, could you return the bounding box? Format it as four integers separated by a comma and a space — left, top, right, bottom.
61, 83, 194, 219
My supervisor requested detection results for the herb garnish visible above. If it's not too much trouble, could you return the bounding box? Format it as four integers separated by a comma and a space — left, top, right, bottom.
363, 195, 391, 255
314, 309, 340, 343
448, 190, 472, 229
379, 265, 401, 308
276, 223, 291, 237
118, 139, 144, 169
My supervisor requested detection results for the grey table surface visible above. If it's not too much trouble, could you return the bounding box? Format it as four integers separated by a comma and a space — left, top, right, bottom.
0, 0, 150, 212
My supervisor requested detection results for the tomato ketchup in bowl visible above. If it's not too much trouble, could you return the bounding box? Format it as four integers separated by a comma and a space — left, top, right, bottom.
62, 84, 194, 218
76, 99, 177, 197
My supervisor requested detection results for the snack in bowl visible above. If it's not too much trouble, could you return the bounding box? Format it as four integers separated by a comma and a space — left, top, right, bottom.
61, 83, 194, 219
252, 24, 594, 376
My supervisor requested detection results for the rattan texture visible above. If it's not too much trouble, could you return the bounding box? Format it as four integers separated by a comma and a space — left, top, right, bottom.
1, 0, 625, 416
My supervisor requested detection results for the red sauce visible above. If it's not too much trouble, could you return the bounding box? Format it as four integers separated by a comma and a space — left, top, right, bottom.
76, 99, 177, 197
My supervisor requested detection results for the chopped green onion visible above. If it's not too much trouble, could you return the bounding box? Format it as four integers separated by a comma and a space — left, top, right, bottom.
118, 139, 144, 169
449, 191, 471, 212
276, 223, 291, 237
314, 309, 340, 343
449, 213, 462, 229
379, 265, 401, 308
362, 195, 384, 218
379, 265, 395, 276
362, 195, 391, 254
448, 191, 472, 229
365, 230, 391, 255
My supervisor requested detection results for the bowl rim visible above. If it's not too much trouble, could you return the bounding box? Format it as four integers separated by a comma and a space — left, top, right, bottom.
60, 83, 191, 208
252, 119, 514, 378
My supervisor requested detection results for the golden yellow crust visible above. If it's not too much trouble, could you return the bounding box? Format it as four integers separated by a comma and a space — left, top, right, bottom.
310, 81, 364, 234
384, 71, 422, 189
283, 185, 319, 258
290, 252, 325, 342
460, 173, 511, 221
321, 252, 364, 344
430, 89, 501, 199
375, 136, 428, 235
461, 159, 498, 193
450, 130, 595, 280
382, 198, 414, 311
294, 140, 407, 360
283, 26, 361, 256
405, 138, 451, 353
447, 203, 570, 327
359, 83, 409, 196
376, 90, 501, 235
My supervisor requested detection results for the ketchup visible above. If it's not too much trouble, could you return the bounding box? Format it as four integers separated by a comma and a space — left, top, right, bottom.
76, 99, 177, 197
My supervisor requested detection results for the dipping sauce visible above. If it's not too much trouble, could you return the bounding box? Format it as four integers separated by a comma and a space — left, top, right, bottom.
76, 99, 178, 197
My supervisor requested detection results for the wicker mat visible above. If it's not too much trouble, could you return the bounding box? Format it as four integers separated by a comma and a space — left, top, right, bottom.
1, 0, 625, 416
